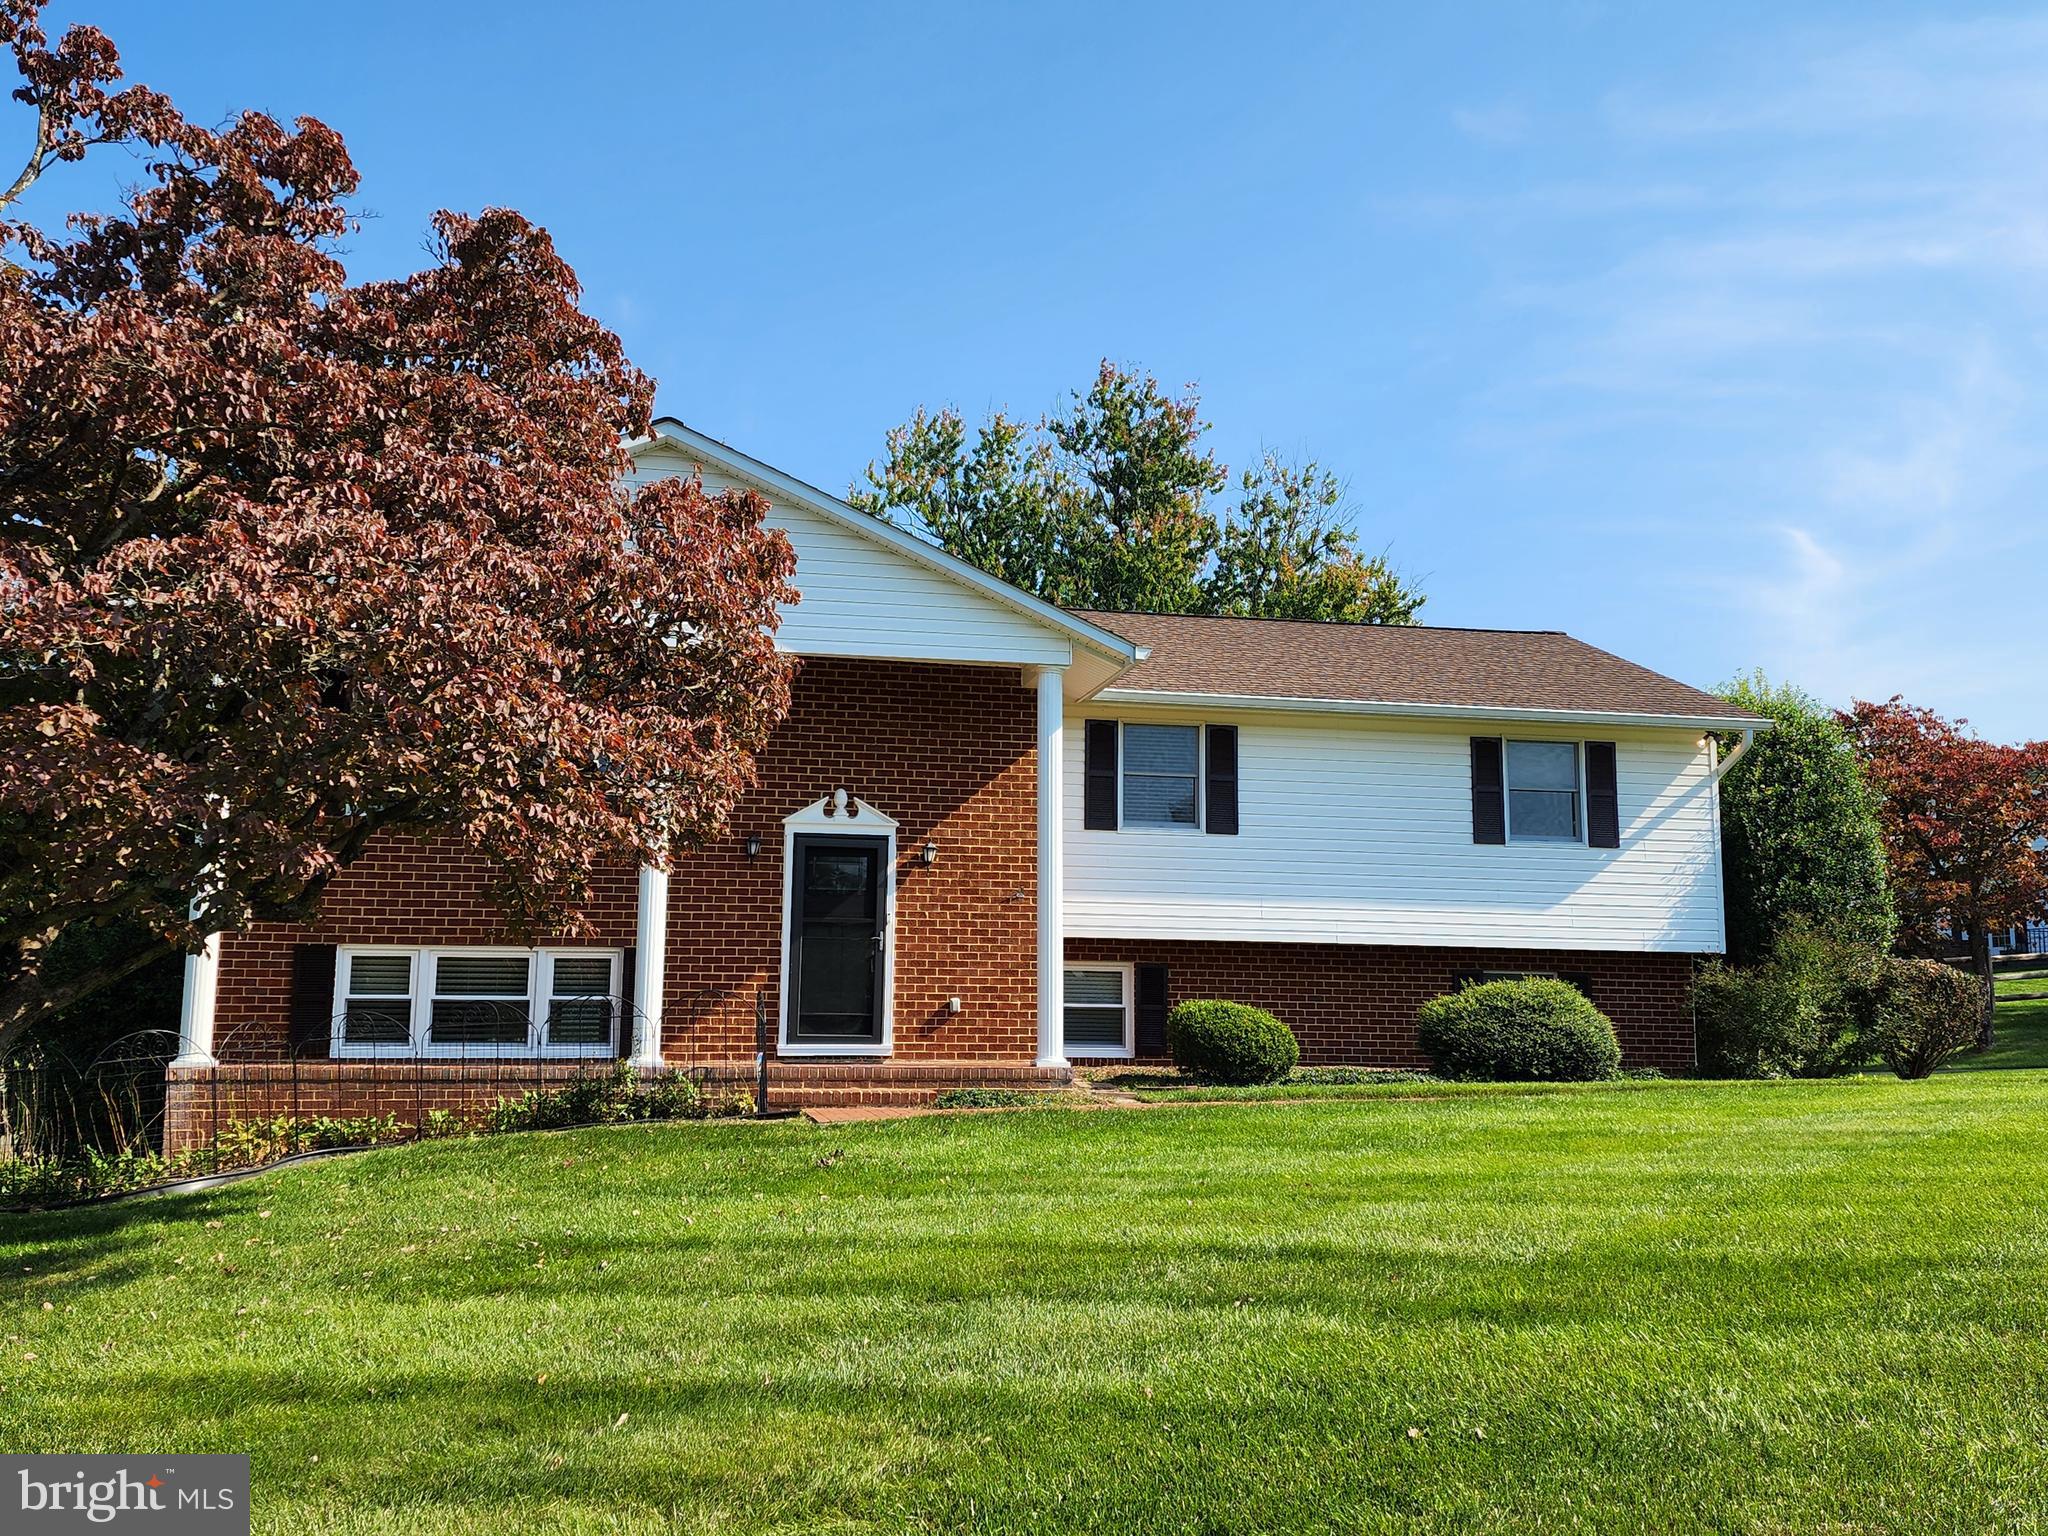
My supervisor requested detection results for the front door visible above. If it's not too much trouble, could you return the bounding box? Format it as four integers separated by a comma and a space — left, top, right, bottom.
786, 835, 888, 1047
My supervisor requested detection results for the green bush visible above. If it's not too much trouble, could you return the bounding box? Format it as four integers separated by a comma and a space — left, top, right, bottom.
1416, 978, 1621, 1082
1694, 920, 1883, 1078
1869, 957, 1980, 1079
1716, 673, 1896, 965
1166, 1001, 1300, 1084
485, 1064, 721, 1133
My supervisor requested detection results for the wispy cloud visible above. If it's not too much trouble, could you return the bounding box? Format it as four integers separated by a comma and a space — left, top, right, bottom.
1451, 102, 1531, 146
1429, 14, 2048, 738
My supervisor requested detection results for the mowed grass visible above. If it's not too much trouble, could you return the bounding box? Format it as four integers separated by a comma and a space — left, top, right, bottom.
1948, 993, 2048, 1072
9, 1078, 2048, 1533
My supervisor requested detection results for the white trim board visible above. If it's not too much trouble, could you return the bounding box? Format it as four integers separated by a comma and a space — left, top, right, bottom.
1092, 687, 1773, 734
776, 794, 897, 1057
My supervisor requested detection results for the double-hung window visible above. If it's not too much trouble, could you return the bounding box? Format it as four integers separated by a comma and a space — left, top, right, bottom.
339, 952, 414, 1047
332, 946, 621, 1058
1506, 741, 1581, 842
1122, 724, 1201, 829
1062, 965, 1134, 1057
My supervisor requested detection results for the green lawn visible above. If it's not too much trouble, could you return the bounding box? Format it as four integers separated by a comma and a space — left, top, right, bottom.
1946, 993, 2048, 1072
9, 1078, 2048, 1533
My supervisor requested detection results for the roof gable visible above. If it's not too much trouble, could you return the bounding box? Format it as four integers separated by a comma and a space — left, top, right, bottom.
628, 422, 1137, 695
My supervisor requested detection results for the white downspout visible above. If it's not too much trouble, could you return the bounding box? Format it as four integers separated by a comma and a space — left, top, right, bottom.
1708, 728, 1758, 785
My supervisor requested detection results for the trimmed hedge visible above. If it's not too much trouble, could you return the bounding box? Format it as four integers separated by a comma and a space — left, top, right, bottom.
1416, 977, 1622, 1082
1166, 1000, 1300, 1085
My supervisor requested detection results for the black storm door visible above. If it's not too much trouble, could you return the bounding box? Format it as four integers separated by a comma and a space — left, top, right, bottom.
787, 836, 887, 1045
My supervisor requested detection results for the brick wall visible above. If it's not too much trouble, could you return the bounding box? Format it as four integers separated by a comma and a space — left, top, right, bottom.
207, 656, 1040, 1066
658, 656, 1037, 1062
1064, 938, 1699, 1071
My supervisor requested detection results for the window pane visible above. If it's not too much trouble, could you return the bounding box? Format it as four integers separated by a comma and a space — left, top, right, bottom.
343, 1002, 410, 1044
430, 999, 531, 1045
1063, 1005, 1126, 1046
1511, 788, 1579, 839
1507, 741, 1577, 791
550, 956, 613, 996
434, 954, 530, 996
547, 999, 612, 1046
1125, 724, 1198, 774
1064, 968, 1126, 1007
1124, 774, 1197, 826
347, 954, 411, 996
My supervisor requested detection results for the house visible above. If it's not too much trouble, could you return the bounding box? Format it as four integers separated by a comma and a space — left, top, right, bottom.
163, 421, 1771, 1142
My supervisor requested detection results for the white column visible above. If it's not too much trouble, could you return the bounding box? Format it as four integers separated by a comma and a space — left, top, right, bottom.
173, 932, 221, 1067
1034, 665, 1069, 1069
632, 864, 669, 1069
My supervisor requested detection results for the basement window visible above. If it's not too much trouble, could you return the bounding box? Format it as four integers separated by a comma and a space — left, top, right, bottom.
1063, 965, 1134, 1059
331, 946, 621, 1058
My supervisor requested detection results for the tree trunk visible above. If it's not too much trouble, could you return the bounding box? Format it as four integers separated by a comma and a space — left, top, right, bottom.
1971, 925, 1997, 1051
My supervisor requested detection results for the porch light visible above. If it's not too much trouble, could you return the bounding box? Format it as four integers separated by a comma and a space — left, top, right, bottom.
744, 834, 761, 859
920, 839, 939, 867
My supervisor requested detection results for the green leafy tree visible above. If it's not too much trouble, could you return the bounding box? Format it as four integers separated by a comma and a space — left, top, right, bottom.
1715, 673, 1895, 965
1210, 455, 1422, 624
853, 361, 1424, 622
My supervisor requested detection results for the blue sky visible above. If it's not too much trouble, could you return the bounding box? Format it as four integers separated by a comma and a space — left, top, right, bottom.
30, 2, 2048, 740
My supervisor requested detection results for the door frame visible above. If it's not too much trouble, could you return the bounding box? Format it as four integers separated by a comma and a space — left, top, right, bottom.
777, 795, 897, 1056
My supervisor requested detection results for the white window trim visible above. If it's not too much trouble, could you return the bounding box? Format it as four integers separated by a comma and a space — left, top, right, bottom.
329, 945, 622, 1059
1504, 739, 1586, 846
777, 795, 898, 1057
1062, 961, 1135, 1059
1117, 721, 1205, 834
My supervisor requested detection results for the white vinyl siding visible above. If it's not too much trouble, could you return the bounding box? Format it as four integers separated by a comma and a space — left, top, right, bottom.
626, 444, 1072, 667
1065, 708, 1725, 953
332, 947, 622, 1058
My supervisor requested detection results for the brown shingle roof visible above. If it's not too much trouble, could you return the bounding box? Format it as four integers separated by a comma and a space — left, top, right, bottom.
1070, 610, 1767, 725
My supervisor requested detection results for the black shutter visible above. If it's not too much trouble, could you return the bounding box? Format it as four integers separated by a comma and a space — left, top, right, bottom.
1450, 968, 1484, 992
1084, 720, 1119, 830
1135, 964, 1170, 1056
1586, 742, 1620, 848
619, 945, 636, 1057
288, 942, 338, 1059
1471, 738, 1506, 844
1204, 725, 1239, 835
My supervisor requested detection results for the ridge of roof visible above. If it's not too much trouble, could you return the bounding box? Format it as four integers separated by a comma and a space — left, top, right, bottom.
1070, 608, 1568, 638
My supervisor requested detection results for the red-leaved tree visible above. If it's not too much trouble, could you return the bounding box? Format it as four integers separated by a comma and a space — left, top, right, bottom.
1840, 698, 2048, 1048
0, 2, 797, 1051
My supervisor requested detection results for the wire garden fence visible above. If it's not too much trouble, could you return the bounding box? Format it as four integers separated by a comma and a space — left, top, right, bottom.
3, 987, 781, 1171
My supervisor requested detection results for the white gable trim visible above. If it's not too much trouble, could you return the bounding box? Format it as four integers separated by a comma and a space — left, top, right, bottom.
630, 420, 1143, 682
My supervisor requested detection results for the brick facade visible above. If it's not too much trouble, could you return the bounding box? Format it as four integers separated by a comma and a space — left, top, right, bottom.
1064, 938, 1699, 1072
204, 656, 1040, 1067
653, 655, 1038, 1063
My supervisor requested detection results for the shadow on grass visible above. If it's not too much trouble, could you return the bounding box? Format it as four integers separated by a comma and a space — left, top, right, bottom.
1943, 995, 2048, 1073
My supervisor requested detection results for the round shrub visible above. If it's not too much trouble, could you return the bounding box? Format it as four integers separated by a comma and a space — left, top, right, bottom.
1415, 978, 1622, 1082
1869, 956, 1980, 1079
1166, 1000, 1299, 1084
